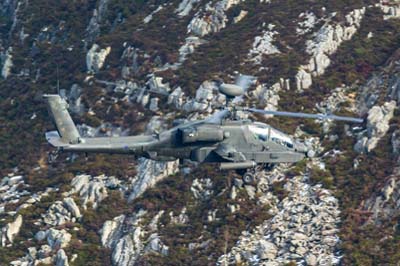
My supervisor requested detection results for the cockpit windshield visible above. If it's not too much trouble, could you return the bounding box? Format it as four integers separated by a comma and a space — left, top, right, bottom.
248, 123, 294, 148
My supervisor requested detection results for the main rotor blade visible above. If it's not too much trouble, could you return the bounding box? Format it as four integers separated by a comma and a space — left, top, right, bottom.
205, 109, 230, 124
247, 108, 364, 123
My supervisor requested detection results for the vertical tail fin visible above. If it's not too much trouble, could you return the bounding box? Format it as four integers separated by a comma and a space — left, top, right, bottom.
43, 94, 81, 144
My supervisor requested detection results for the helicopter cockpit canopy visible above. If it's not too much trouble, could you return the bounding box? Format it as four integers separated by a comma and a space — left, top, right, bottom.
248, 123, 294, 148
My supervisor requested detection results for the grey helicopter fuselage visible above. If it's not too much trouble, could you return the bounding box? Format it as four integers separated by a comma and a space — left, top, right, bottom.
45, 87, 361, 172
45, 93, 308, 170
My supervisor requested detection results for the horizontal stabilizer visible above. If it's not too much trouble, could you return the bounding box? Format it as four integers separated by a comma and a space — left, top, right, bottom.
45, 131, 68, 147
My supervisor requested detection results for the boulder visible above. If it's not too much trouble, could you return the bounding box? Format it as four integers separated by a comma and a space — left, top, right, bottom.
55, 249, 69, 266
191, 178, 213, 200
86, 44, 111, 73
175, 0, 200, 17
47, 228, 72, 249
149, 97, 159, 112
256, 240, 278, 260
233, 10, 248, 23
305, 253, 318, 266
168, 87, 184, 108
296, 68, 312, 91
355, 101, 397, 152
1, 214, 23, 246
35, 231, 47, 242
63, 197, 81, 218
38, 244, 52, 259
145, 233, 169, 255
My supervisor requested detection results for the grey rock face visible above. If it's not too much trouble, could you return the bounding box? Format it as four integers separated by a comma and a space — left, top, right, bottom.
191, 178, 213, 200
296, 7, 366, 91
297, 11, 318, 35
363, 176, 400, 225
47, 228, 72, 249
175, 0, 200, 17
168, 87, 184, 108
120, 45, 140, 78
147, 75, 171, 94
379, 1, 400, 20
219, 175, 341, 265
100, 215, 125, 248
1, 174, 29, 216
128, 158, 179, 202
183, 81, 225, 113
86, 44, 111, 73
63, 197, 81, 218
62, 84, 84, 115
145, 233, 169, 255
86, 0, 110, 42
0, 214, 22, 247
42, 197, 81, 226
188, 0, 246, 37
256, 240, 278, 260
248, 24, 280, 64
1, 47, 13, 79
149, 97, 159, 112
100, 210, 169, 266
355, 101, 396, 153
70, 174, 111, 209
55, 249, 69, 266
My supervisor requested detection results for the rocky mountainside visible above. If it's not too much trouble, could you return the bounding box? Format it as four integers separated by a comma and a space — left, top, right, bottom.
0, 0, 400, 265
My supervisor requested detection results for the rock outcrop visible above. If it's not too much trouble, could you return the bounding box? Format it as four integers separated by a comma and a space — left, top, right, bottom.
55, 249, 69, 266
0, 214, 23, 247
175, 0, 200, 17
42, 197, 81, 226
296, 11, 318, 35
355, 101, 396, 153
379, 1, 400, 20
86, 44, 111, 73
128, 158, 179, 202
100, 210, 169, 266
248, 24, 280, 64
1, 47, 13, 79
188, 0, 246, 36
70, 174, 113, 209
1, 175, 30, 215
219, 175, 341, 265
191, 178, 214, 200
47, 228, 72, 249
363, 175, 400, 225
85, 0, 110, 42
296, 8, 366, 91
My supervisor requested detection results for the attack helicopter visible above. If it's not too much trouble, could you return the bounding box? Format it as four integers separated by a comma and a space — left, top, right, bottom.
44, 77, 363, 183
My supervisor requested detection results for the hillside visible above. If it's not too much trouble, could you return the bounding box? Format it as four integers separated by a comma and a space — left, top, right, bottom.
0, 0, 400, 265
